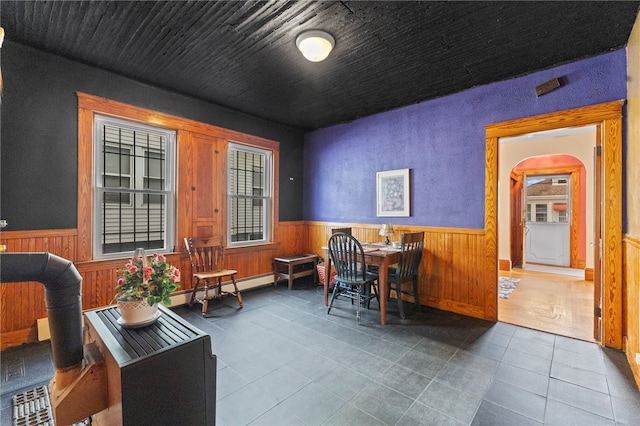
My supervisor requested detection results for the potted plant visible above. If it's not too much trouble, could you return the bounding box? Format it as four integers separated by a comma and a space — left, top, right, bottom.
114, 248, 181, 327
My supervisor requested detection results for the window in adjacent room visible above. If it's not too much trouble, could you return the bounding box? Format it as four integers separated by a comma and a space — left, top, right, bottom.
535, 203, 548, 222
228, 143, 272, 245
94, 115, 176, 258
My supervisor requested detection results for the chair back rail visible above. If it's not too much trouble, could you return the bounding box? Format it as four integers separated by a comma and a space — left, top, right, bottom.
396, 232, 425, 280
328, 232, 368, 284
184, 236, 225, 273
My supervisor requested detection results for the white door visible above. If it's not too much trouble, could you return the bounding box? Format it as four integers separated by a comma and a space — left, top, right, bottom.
524, 175, 570, 267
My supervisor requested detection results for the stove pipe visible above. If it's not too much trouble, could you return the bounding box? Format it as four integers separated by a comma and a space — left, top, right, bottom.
0, 253, 83, 384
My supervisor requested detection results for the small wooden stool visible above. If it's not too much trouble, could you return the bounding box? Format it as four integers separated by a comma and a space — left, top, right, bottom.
273, 254, 318, 289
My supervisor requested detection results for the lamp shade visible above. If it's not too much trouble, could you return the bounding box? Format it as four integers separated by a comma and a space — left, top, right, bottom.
379, 224, 395, 237
296, 30, 335, 62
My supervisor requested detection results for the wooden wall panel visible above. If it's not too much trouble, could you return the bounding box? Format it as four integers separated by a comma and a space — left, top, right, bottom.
624, 235, 640, 388
305, 222, 488, 320
1, 223, 308, 349
274, 221, 309, 256
0, 230, 77, 347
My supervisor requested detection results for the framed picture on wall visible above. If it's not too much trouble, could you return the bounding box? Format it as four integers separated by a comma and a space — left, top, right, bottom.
376, 168, 410, 217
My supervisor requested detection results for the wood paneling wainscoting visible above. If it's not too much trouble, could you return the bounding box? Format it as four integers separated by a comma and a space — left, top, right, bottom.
305, 222, 490, 320
0, 222, 308, 350
624, 234, 640, 387
3, 220, 637, 374
0, 229, 77, 348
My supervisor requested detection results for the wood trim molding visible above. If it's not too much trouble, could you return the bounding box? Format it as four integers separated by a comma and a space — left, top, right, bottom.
304, 221, 485, 236
511, 165, 582, 268
499, 259, 511, 271
485, 101, 625, 139
77, 92, 280, 262
485, 100, 624, 348
484, 135, 499, 321
77, 93, 280, 151
0, 229, 77, 238
624, 234, 640, 248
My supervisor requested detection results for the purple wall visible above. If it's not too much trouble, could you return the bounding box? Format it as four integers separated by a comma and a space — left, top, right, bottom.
304, 50, 627, 228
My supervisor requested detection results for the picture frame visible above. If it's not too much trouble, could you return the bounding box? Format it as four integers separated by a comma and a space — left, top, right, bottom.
376, 168, 410, 217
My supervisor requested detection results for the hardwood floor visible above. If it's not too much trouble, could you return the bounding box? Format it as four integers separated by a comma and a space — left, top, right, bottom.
498, 268, 595, 342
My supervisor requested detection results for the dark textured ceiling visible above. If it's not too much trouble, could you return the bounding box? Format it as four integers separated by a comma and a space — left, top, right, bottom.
2, 1, 639, 131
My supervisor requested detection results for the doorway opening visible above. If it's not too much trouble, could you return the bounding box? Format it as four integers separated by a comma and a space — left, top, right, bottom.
525, 174, 571, 267
499, 134, 593, 341
485, 100, 624, 348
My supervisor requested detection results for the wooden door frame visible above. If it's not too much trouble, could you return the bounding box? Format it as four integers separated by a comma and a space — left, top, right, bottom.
511, 166, 582, 269
485, 100, 624, 348
509, 171, 524, 269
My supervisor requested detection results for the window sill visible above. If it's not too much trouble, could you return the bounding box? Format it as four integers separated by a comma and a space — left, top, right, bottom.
225, 242, 279, 254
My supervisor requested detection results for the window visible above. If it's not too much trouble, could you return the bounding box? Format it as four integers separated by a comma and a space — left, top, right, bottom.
535, 203, 548, 222
552, 177, 568, 185
558, 209, 568, 223
228, 143, 272, 244
94, 115, 176, 258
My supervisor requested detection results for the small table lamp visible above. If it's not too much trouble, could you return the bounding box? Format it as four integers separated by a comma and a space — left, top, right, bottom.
379, 224, 395, 245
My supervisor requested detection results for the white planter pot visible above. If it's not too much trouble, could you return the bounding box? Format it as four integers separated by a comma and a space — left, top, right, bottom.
117, 299, 160, 328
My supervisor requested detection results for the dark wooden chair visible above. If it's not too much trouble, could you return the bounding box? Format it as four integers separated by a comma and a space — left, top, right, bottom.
386, 231, 424, 319
327, 232, 379, 323
184, 236, 243, 316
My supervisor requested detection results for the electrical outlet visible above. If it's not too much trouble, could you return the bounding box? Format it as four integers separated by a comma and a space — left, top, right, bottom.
636, 353, 640, 365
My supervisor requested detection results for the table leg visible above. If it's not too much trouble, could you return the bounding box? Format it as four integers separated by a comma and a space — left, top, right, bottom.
323, 251, 331, 306
288, 264, 294, 290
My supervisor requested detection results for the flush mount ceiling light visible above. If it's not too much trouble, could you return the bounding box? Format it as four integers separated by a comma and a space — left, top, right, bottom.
296, 30, 335, 62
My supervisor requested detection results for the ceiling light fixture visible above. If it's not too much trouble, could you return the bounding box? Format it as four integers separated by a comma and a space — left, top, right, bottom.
296, 30, 335, 62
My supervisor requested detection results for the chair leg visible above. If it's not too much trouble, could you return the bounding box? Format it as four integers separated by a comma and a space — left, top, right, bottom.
189, 278, 199, 306
327, 284, 340, 314
396, 283, 406, 320
201, 279, 210, 316
412, 277, 420, 310
356, 286, 362, 324
231, 274, 243, 308
365, 283, 371, 309
201, 297, 209, 316
367, 281, 379, 309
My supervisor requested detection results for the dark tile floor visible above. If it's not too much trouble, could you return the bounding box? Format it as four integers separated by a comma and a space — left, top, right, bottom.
2, 279, 640, 425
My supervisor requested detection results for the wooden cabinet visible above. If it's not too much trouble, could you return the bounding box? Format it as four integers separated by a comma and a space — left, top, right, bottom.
178, 132, 227, 244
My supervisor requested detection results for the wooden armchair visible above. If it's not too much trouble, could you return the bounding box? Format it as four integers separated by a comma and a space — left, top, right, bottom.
184, 236, 243, 316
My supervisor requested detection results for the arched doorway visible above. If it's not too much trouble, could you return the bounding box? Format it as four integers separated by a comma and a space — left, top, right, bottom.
499, 152, 593, 341
507, 154, 588, 272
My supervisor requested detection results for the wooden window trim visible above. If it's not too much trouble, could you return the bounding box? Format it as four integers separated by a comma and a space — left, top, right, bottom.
77, 92, 279, 262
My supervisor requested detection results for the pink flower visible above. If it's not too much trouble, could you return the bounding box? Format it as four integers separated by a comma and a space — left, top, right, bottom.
143, 266, 154, 281
115, 252, 180, 305
170, 267, 181, 282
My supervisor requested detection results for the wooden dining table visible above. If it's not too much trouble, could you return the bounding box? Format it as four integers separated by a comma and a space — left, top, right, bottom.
322, 242, 401, 325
